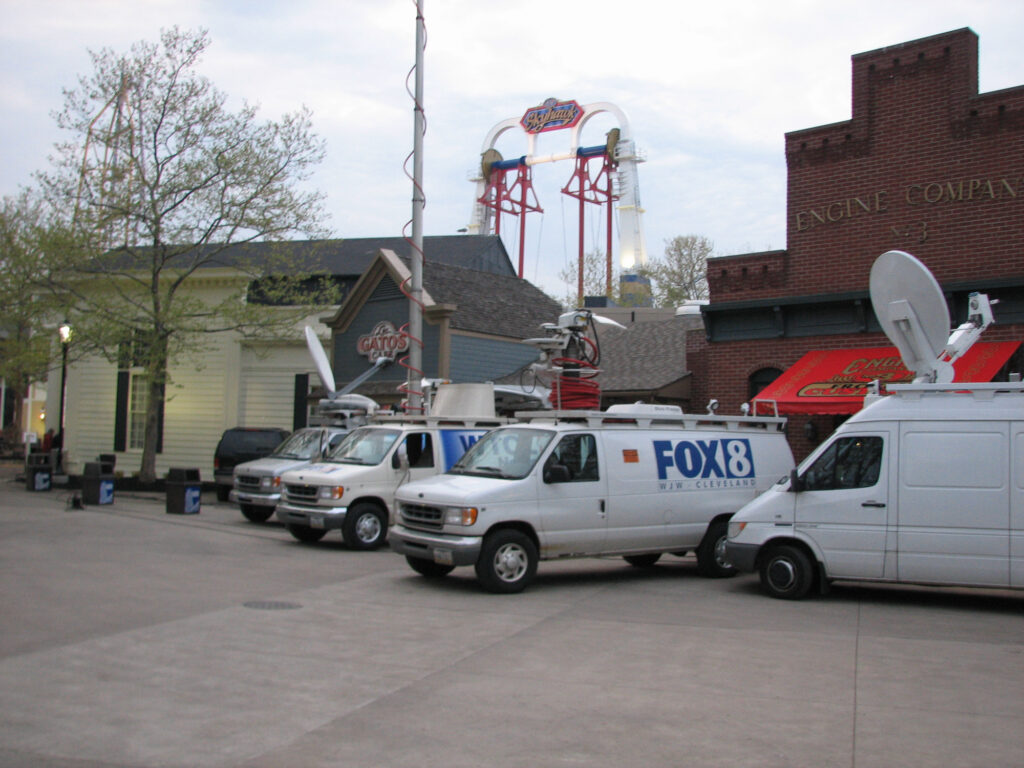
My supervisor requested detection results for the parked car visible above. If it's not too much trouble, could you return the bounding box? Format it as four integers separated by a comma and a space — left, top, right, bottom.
230, 426, 350, 522
213, 427, 289, 502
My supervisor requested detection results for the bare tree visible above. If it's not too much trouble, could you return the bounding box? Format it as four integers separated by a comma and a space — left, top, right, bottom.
35, 28, 337, 483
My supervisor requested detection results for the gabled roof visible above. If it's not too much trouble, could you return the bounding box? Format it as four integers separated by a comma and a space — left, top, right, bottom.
102, 235, 516, 277
424, 260, 560, 337
328, 249, 560, 340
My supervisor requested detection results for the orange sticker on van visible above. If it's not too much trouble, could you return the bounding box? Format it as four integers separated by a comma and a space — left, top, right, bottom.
622, 449, 639, 463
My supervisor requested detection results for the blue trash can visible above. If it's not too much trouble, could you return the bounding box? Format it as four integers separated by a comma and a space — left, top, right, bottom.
82, 461, 115, 505
166, 468, 202, 515
25, 452, 52, 492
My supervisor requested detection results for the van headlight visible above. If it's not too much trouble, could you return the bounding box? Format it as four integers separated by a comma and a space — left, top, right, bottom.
318, 486, 344, 501
443, 506, 478, 526
728, 520, 747, 539
260, 476, 281, 490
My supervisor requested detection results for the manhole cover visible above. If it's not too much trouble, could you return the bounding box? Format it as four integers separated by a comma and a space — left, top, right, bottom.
243, 600, 302, 610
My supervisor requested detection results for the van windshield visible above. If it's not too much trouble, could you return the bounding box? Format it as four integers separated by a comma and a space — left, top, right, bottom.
326, 428, 400, 465
450, 427, 554, 479
271, 429, 324, 460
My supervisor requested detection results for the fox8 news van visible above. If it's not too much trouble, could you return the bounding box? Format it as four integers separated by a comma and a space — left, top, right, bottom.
390, 402, 795, 592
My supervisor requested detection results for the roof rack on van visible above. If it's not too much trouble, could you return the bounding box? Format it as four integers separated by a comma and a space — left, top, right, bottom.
369, 413, 511, 428
513, 404, 787, 432
886, 381, 1024, 400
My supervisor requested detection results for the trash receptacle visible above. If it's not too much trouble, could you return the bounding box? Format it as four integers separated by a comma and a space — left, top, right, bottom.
82, 461, 115, 505
25, 452, 52, 492
166, 468, 202, 515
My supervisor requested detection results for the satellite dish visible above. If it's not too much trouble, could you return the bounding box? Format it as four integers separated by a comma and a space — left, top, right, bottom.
869, 251, 953, 383
590, 313, 627, 330
304, 326, 337, 394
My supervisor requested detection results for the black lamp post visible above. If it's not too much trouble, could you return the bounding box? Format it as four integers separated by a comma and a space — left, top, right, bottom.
57, 322, 71, 470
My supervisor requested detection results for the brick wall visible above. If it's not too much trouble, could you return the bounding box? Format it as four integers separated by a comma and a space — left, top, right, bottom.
713, 28, 1024, 303
699, 29, 1024, 461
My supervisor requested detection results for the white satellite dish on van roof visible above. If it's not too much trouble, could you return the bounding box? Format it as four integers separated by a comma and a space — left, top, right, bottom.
870, 250, 953, 383
305, 326, 337, 394
870, 250, 997, 384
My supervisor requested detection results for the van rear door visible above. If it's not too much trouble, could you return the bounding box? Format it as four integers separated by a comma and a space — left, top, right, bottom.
795, 432, 890, 579
897, 421, 1009, 587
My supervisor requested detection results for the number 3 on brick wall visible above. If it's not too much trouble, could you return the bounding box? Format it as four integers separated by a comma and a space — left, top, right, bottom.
891, 221, 928, 244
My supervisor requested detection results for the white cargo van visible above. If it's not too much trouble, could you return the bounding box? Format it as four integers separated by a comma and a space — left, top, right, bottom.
230, 425, 351, 522
274, 414, 504, 548
725, 381, 1024, 599
389, 404, 794, 592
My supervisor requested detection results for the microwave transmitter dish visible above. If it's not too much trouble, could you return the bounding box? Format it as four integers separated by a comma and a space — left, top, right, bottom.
869, 250, 996, 384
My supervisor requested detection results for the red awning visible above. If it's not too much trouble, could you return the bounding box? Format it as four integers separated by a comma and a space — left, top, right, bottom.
751, 341, 1021, 415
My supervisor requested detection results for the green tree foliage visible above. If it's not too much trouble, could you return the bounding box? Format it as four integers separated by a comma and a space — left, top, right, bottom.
35, 27, 338, 482
0, 191, 68, 444
638, 235, 712, 307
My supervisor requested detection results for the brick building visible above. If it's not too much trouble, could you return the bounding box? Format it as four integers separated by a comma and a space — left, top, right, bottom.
690, 28, 1024, 460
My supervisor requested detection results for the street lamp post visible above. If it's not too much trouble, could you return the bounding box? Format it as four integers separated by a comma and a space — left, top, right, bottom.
57, 322, 71, 472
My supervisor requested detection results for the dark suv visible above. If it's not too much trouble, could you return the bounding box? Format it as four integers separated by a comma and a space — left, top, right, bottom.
213, 427, 289, 501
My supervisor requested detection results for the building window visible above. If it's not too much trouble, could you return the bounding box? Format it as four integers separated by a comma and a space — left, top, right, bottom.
748, 367, 783, 400
128, 374, 149, 450
114, 332, 163, 453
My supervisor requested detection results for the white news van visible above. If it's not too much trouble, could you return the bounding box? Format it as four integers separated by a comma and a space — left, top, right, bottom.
725, 381, 1024, 599
389, 404, 794, 592
230, 425, 351, 523
274, 414, 505, 549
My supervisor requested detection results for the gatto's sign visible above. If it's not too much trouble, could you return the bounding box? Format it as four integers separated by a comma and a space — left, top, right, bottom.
520, 98, 583, 134
356, 321, 409, 363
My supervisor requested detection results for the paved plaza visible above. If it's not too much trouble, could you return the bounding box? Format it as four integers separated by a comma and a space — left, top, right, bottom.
1, 463, 1022, 767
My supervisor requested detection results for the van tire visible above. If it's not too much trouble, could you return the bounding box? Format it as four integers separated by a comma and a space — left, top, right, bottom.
696, 519, 736, 578
406, 556, 455, 579
624, 554, 661, 568
759, 544, 814, 599
216, 485, 231, 502
475, 529, 537, 593
343, 503, 387, 550
240, 504, 274, 523
287, 524, 327, 543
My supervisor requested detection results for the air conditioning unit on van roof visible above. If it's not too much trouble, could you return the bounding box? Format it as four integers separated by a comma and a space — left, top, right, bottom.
605, 403, 684, 417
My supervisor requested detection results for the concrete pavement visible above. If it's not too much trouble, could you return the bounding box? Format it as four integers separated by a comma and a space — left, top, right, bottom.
1, 463, 1022, 767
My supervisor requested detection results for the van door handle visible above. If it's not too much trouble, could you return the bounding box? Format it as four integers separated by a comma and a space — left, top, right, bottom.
862, 501, 886, 508
599, 499, 606, 516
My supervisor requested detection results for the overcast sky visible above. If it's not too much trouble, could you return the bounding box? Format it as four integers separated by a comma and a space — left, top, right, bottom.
2, 0, 1022, 298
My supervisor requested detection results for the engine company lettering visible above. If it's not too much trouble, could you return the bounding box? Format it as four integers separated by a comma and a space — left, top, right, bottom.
795, 175, 1021, 232
654, 438, 756, 491
356, 321, 409, 362
520, 98, 583, 134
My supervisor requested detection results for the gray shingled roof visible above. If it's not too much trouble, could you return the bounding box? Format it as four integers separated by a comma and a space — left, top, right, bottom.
102, 236, 516, 277
592, 317, 689, 391
422, 260, 561, 338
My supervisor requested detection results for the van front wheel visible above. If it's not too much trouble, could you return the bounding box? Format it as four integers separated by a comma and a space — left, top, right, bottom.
696, 519, 736, 578
760, 544, 814, 600
343, 503, 387, 550
475, 530, 537, 594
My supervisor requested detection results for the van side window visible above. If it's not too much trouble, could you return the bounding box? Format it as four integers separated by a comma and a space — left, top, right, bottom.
801, 436, 882, 491
544, 434, 599, 482
404, 433, 435, 469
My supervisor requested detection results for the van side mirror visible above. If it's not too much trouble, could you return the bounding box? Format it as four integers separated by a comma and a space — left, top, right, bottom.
544, 463, 572, 484
393, 445, 409, 471
788, 468, 803, 493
